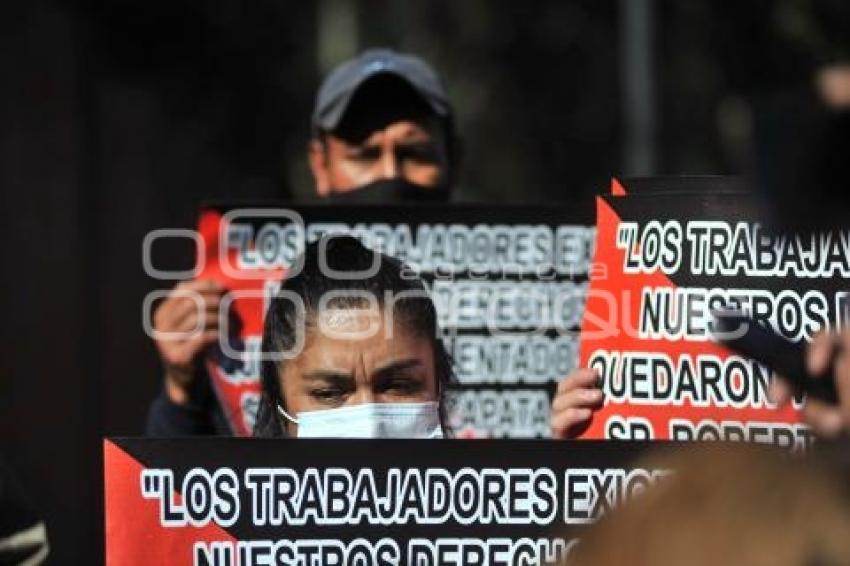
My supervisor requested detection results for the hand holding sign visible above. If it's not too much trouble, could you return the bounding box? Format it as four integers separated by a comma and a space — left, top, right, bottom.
769, 329, 850, 438
153, 279, 226, 405
551, 368, 605, 439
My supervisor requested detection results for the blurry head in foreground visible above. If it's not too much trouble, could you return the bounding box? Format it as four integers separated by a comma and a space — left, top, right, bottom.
308, 48, 457, 202
571, 445, 850, 566
254, 236, 453, 438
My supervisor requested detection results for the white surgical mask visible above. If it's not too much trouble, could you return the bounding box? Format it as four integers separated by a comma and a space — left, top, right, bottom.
277, 401, 443, 439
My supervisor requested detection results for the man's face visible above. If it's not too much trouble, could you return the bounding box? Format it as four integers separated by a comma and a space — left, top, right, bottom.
309, 77, 450, 197
310, 118, 447, 196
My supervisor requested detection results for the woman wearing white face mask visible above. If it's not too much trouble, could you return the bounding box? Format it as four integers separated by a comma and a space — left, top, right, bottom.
253, 236, 454, 438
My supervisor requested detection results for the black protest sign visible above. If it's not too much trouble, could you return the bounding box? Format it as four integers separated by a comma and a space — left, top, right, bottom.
105, 438, 667, 565
192, 203, 594, 437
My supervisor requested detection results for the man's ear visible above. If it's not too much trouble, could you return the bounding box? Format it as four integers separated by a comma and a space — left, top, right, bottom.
308, 138, 332, 197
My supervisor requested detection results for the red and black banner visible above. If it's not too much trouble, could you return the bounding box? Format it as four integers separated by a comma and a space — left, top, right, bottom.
577, 182, 849, 446
104, 437, 665, 565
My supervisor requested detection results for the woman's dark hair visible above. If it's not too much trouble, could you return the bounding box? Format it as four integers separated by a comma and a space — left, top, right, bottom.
253, 235, 454, 437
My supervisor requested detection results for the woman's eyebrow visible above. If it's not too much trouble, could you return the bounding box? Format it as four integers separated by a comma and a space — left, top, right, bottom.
372, 359, 423, 380
302, 370, 355, 384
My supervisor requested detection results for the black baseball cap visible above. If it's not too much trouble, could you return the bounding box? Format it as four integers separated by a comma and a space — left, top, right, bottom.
312, 48, 451, 134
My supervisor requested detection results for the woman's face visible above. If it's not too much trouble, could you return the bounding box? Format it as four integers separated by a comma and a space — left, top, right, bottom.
278, 306, 437, 436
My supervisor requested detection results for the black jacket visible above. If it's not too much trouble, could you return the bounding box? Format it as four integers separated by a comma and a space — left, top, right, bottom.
145, 369, 231, 436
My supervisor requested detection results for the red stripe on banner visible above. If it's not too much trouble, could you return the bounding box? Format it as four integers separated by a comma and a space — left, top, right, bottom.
104, 440, 236, 566
198, 208, 285, 436
610, 177, 627, 196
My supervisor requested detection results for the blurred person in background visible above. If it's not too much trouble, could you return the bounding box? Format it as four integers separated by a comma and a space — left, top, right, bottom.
568, 445, 850, 566
146, 48, 459, 435
308, 48, 457, 202
816, 62, 850, 110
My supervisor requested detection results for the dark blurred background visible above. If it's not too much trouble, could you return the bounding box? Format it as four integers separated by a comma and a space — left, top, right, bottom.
1, 0, 848, 562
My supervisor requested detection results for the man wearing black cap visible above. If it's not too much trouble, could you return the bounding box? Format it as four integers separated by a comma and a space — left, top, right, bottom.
146, 49, 457, 435
308, 48, 456, 202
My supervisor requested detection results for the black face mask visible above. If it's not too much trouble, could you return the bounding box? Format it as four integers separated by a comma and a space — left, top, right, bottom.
328, 178, 450, 204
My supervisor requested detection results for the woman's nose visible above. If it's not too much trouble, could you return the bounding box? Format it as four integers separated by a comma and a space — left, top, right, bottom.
351, 388, 376, 406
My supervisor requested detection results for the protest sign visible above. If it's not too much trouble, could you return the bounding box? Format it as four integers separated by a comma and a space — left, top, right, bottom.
104, 438, 667, 565
577, 189, 849, 447
194, 204, 594, 437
